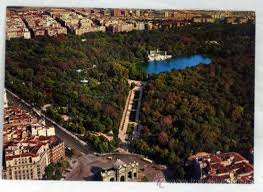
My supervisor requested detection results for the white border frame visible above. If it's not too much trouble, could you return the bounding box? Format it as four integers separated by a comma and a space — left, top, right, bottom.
0, 0, 262, 191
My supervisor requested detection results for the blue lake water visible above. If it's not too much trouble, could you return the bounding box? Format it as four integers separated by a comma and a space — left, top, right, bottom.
143, 54, 212, 74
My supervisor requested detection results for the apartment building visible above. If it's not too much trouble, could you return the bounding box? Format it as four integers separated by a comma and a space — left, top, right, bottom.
22, 12, 67, 37
3, 142, 50, 180
189, 152, 253, 183
6, 11, 31, 40
2, 104, 65, 180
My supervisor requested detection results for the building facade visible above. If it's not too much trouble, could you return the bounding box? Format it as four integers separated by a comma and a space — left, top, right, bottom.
100, 159, 139, 182
2, 103, 66, 180
3, 143, 50, 180
48, 137, 65, 163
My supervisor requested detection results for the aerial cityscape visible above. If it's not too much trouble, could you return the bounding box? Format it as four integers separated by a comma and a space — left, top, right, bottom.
2, 7, 255, 183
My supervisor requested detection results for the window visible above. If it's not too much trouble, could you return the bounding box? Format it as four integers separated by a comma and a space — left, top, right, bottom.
128, 171, 132, 179
120, 175, 125, 181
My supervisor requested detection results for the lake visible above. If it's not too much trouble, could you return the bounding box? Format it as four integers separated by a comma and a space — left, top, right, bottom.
143, 54, 212, 74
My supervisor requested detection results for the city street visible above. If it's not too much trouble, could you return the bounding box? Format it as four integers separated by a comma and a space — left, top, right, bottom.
64, 153, 165, 181
6, 89, 91, 154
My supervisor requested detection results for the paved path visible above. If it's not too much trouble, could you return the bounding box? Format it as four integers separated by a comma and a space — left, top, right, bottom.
118, 80, 145, 142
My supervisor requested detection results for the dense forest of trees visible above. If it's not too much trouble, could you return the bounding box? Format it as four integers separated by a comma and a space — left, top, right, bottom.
130, 24, 255, 179
5, 23, 254, 154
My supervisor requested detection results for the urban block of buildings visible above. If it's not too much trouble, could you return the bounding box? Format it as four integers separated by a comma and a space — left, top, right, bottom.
6, 8, 255, 40
2, 93, 65, 180
189, 152, 253, 183
49, 9, 105, 35
6, 11, 31, 40
22, 11, 67, 37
